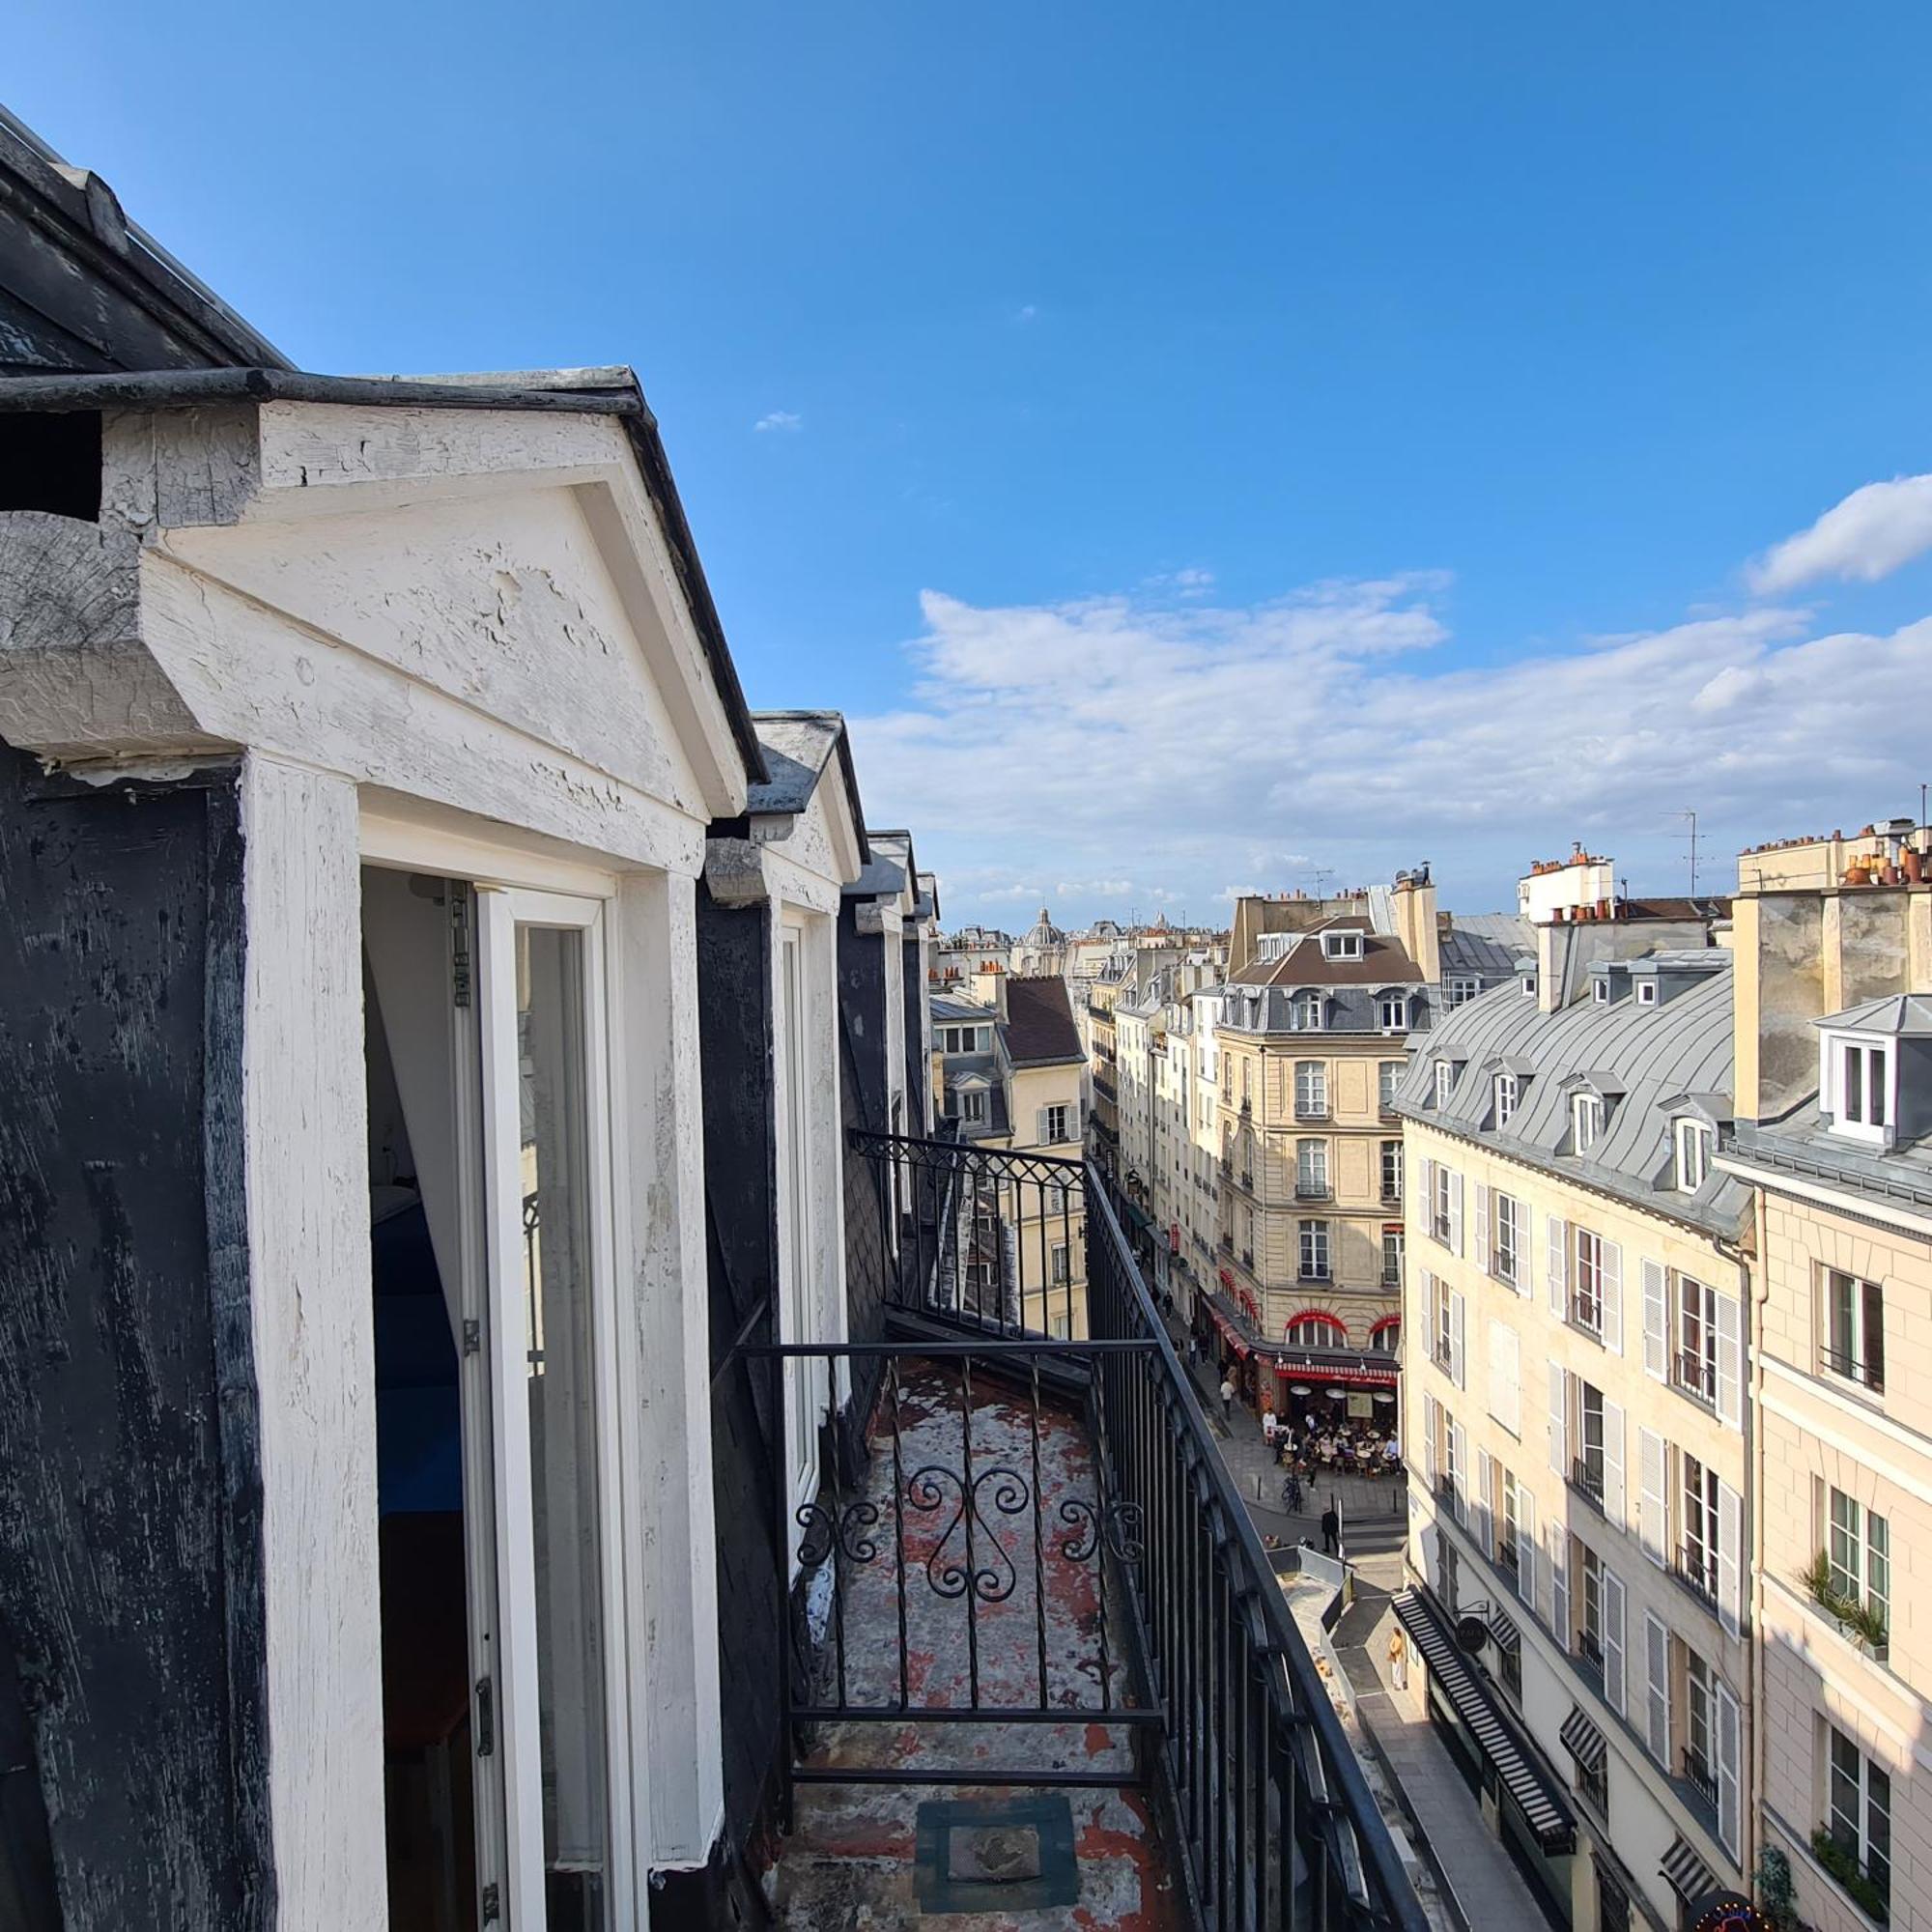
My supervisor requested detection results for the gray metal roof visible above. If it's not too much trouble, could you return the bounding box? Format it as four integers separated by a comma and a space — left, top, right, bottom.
1440, 925, 1531, 980
1813, 994, 1932, 1037
1392, 960, 1749, 1238
1726, 1100, 1932, 1210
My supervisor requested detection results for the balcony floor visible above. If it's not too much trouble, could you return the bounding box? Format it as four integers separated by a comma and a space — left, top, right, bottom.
764, 1359, 1183, 1928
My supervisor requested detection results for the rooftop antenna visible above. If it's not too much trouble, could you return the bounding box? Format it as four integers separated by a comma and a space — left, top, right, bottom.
1311, 866, 1334, 899
1676, 809, 1699, 897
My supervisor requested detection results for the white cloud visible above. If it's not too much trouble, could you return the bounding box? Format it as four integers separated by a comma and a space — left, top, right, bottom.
1747, 473, 1932, 594
847, 575, 1932, 925
1015, 303, 1037, 323
753, 410, 803, 434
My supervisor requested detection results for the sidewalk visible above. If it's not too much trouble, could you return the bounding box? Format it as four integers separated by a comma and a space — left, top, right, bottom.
1332, 1590, 1549, 1932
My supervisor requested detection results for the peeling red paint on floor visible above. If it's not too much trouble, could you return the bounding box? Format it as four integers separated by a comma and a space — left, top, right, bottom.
763, 1360, 1183, 1927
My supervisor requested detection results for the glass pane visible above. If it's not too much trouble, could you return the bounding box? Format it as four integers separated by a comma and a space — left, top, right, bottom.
519, 923, 608, 1929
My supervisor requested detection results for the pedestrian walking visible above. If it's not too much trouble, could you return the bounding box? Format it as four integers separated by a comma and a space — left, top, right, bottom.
1321, 1505, 1340, 1556
1262, 1409, 1277, 1448
1219, 1376, 1234, 1421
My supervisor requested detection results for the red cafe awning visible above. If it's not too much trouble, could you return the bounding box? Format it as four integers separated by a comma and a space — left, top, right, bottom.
1206, 1302, 1253, 1358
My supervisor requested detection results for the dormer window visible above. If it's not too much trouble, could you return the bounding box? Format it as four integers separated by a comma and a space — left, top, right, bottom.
1825, 1034, 1893, 1144
1321, 930, 1364, 961
1294, 992, 1323, 1031
1675, 1119, 1714, 1192
1378, 992, 1408, 1033
1636, 980, 1658, 1008
1591, 979, 1610, 1005
1434, 1060, 1454, 1109
1520, 976, 1537, 999
1493, 1072, 1519, 1128
1573, 1094, 1605, 1152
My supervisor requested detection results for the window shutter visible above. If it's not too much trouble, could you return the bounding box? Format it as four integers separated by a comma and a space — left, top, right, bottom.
1548, 1363, 1568, 1477
1549, 1524, 1570, 1642
1600, 1239, 1624, 1355
1450, 1422, 1468, 1524
1517, 1487, 1538, 1610
1480, 1454, 1498, 1557
1638, 1428, 1667, 1568
1419, 1154, 1435, 1218
1547, 1215, 1568, 1316
1602, 1568, 1627, 1716
1716, 1289, 1743, 1428
1037, 1106, 1050, 1145
1422, 1393, 1438, 1489
1447, 1170, 1464, 1257
1490, 1321, 1520, 1435
1450, 1291, 1466, 1389
1603, 1399, 1626, 1527
1642, 1260, 1668, 1381
1643, 1611, 1670, 1762
1716, 1680, 1742, 1859
1718, 1479, 1743, 1637
1474, 1181, 1490, 1273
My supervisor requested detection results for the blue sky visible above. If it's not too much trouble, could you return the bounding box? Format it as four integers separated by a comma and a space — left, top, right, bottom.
14, 4, 1932, 923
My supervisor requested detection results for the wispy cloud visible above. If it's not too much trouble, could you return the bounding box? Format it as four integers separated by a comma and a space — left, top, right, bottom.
1747, 473, 1932, 594
848, 566, 1931, 924
753, 410, 803, 434
1014, 303, 1037, 323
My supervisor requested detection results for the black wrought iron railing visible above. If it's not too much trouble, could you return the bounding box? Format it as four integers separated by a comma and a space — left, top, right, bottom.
1569, 1457, 1605, 1512
1673, 1349, 1718, 1405
1821, 1342, 1885, 1393
750, 1129, 1426, 1932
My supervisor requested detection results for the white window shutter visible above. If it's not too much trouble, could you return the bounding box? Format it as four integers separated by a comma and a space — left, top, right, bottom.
1422, 1393, 1438, 1489
1716, 1680, 1742, 1859
1638, 1428, 1667, 1568
1450, 1291, 1466, 1389
1489, 1321, 1520, 1435
1643, 1610, 1670, 1762
1603, 1399, 1626, 1527
1602, 1568, 1627, 1716
1517, 1487, 1538, 1610
1447, 1170, 1464, 1257
1450, 1422, 1468, 1524
1548, 1362, 1568, 1477
1419, 1154, 1435, 1221
1480, 1454, 1498, 1557
1037, 1106, 1050, 1145
1601, 1239, 1624, 1355
1642, 1260, 1668, 1381
1474, 1180, 1490, 1273
1716, 1290, 1743, 1428
1718, 1479, 1743, 1636
1549, 1523, 1570, 1642
1547, 1214, 1567, 1316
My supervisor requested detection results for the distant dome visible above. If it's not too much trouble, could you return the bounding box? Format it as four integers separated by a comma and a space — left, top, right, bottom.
1024, 905, 1065, 947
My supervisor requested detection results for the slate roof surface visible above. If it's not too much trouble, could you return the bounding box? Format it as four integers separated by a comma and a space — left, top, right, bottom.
1813, 993, 1932, 1037
1440, 925, 1531, 980
1004, 976, 1085, 1065
1392, 959, 1749, 1237
1233, 932, 1425, 988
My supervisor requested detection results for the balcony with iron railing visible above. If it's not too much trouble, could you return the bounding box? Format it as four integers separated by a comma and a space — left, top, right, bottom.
743, 1130, 1426, 1930
1820, 1341, 1885, 1393
1568, 1456, 1605, 1515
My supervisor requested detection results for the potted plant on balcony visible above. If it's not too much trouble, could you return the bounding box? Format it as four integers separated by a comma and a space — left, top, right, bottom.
1802, 1551, 1889, 1657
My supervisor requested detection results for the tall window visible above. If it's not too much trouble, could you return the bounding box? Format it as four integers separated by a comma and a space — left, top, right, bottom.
1833, 1037, 1892, 1141
1829, 1490, 1890, 1639
1378, 992, 1407, 1032
1492, 1191, 1521, 1288
1042, 1102, 1071, 1144
1578, 1545, 1605, 1667
1434, 1060, 1454, 1108
1050, 1243, 1070, 1286
1431, 1164, 1454, 1245
961, 1089, 986, 1124
1299, 1220, 1330, 1281
1676, 1273, 1719, 1404
1294, 992, 1323, 1031
1380, 1140, 1403, 1202
1493, 1072, 1519, 1127
1682, 1454, 1720, 1600
1577, 1381, 1605, 1500
1573, 1093, 1604, 1151
1381, 1227, 1405, 1289
1446, 976, 1481, 1009
1573, 1228, 1605, 1333
1294, 1061, 1327, 1119
1824, 1269, 1886, 1391
1827, 1725, 1891, 1915
1296, 1138, 1329, 1196
1378, 1061, 1402, 1112
1676, 1118, 1713, 1191
1684, 1651, 1718, 1802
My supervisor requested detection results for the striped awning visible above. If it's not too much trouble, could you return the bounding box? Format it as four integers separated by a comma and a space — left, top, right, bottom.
1660, 1835, 1719, 1902
1488, 1607, 1521, 1653
1558, 1706, 1607, 1775
1392, 1588, 1576, 1853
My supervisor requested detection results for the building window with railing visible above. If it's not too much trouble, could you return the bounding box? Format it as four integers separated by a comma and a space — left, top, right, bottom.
1823, 1724, 1891, 1922
1296, 1138, 1329, 1199
1572, 1379, 1606, 1508
1381, 1226, 1405, 1290
1378, 1060, 1401, 1115
1380, 1139, 1403, 1204
1299, 1219, 1330, 1281
1490, 1189, 1521, 1289
1683, 1650, 1719, 1809
1679, 1454, 1720, 1603
1573, 1227, 1606, 1336
1430, 1163, 1458, 1247
1577, 1545, 1606, 1678
1822, 1267, 1885, 1393
1675, 1273, 1719, 1405
1293, 1061, 1325, 1119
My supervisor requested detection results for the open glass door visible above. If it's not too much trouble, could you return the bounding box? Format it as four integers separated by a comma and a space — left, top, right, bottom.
476, 888, 627, 1931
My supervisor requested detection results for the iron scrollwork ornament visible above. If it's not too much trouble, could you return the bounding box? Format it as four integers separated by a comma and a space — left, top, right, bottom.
1059, 1496, 1146, 1566
793, 1497, 881, 1572
906, 1463, 1030, 1603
